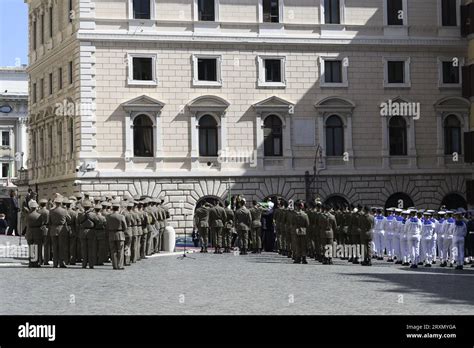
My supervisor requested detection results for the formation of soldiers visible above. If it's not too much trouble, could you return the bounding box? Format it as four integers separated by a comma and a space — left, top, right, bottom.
24, 192, 169, 270
273, 199, 473, 270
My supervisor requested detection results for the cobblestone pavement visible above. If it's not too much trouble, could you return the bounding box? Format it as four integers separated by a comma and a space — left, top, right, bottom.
1, 243, 473, 315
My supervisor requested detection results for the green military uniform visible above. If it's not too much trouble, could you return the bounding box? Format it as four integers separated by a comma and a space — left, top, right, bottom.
223, 205, 234, 253
123, 203, 135, 266
91, 205, 107, 265
132, 204, 143, 262
38, 200, 50, 265
78, 201, 97, 269
340, 209, 351, 259
306, 208, 316, 258
26, 201, 46, 267
106, 202, 127, 270
348, 209, 361, 263
194, 204, 210, 253
273, 207, 283, 254
67, 201, 79, 265
49, 198, 71, 268
314, 207, 323, 261
293, 207, 310, 264
209, 203, 226, 253
155, 202, 166, 253
234, 203, 252, 255
249, 204, 263, 253
322, 210, 337, 264
359, 210, 375, 265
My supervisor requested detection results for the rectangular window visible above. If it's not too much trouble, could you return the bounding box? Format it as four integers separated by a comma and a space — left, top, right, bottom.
324, 0, 340, 24
198, 0, 215, 21
49, 73, 53, 95
40, 78, 44, 100
68, 0, 73, 23
40, 13, 44, 44
57, 124, 63, 158
133, 0, 151, 19
263, 0, 279, 23
33, 83, 37, 103
198, 58, 217, 82
133, 57, 153, 81
442, 61, 460, 84
1, 132, 10, 147
265, 59, 282, 82
324, 60, 342, 83
33, 20, 37, 50
442, 0, 457, 26
58, 67, 63, 90
69, 61, 73, 84
387, 0, 403, 26
48, 126, 53, 159
2, 163, 9, 178
49, 6, 53, 38
387, 61, 405, 84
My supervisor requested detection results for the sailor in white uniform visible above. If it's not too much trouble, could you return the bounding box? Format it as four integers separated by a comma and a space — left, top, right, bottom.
406, 209, 422, 269
453, 209, 467, 270
373, 208, 386, 260
420, 211, 435, 267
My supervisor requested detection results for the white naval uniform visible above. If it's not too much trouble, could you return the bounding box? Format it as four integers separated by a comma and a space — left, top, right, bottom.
400, 218, 410, 264
384, 215, 397, 259
442, 218, 455, 265
431, 218, 438, 262
373, 215, 386, 257
420, 218, 435, 264
435, 218, 445, 262
452, 221, 467, 266
393, 216, 403, 260
406, 217, 422, 265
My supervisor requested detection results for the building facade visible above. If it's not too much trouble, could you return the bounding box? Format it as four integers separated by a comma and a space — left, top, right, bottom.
26, 0, 473, 233
0, 66, 29, 186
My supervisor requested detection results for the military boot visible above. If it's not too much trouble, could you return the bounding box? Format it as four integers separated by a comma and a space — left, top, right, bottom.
293, 257, 301, 264
302, 257, 308, 264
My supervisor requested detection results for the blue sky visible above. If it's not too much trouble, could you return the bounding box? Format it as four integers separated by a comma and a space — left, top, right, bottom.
0, 0, 28, 67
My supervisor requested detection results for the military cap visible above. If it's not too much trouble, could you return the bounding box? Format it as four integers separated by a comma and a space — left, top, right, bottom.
69, 196, 77, 201
423, 211, 432, 216
29, 201, 39, 209
39, 199, 48, 204
438, 211, 446, 215
352, 208, 358, 213
445, 210, 454, 214
426, 210, 435, 214
402, 210, 410, 214
93, 196, 101, 202
62, 197, 70, 204
133, 195, 141, 201
82, 200, 93, 208
127, 202, 135, 208
101, 201, 109, 207
387, 207, 395, 212
112, 201, 121, 208
395, 208, 402, 213
454, 208, 465, 215
54, 197, 63, 204
94, 204, 102, 210
74, 192, 83, 199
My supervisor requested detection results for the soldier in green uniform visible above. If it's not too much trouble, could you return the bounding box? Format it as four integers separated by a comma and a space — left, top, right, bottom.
334, 206, 343, 245
322, 205, 337, 265
65, 199, 78, 265
155, 199, 167, 253
249, 201, 263, 254
293, 201, 310, 264
360, 206, 375, 266
348, 206, 361, 264
314, 200, 323, 262
38, 199, 50, 265
223, 200, 234, 253
123, 202, 135, 266
49, 197, 71, 268
78, 200, 96, 269
235, 198, 252, 255
273, 200, 283, 254
340, 205, 351, 259
306, 202, 316, 259
194, 203, 210, 253
106, 202, 127, 270
90, 204, 107, 266
26, 201, 46, 267
132, 200, 143, 262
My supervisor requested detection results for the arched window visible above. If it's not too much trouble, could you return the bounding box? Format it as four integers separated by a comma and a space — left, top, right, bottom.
441, 193, 467, 210
444, 114, 462, 155
133, 114, 154, 157
325, 115, 344, 156
39, 129, 44, 160
199, 115, 218, 157
389, 116, 407, 156
324, 195, 349, 209
57, 122, 63, 158
385, 192, 414, 210
263, 115, 282, 157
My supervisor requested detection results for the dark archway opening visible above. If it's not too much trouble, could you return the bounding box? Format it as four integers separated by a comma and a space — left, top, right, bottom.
385, 193, 414, 210
441, 193, 467, 210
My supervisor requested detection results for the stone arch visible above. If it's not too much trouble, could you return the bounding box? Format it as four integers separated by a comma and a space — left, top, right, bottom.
441, 192, 467, 210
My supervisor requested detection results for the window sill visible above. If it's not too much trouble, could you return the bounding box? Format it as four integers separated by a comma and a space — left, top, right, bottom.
192, 80, 222, 87
320, 82, 349, 88
438, 84, 461, 89
258, 82, 286, 88
127, 79, 158, 87
383, 83, 411, 89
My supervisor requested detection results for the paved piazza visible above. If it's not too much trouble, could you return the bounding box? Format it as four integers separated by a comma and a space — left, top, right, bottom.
1, 236, 473, 316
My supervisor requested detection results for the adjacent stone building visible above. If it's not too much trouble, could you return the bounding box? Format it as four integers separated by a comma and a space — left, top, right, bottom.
26, 0, 473, 233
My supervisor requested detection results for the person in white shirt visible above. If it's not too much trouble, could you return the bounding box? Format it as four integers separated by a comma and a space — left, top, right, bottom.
406, 210, 422, 269
373, 208, 386, 260
441, 211, 456, 268
452, 210, 467, 270
384, 208, 397, 262
400, 210, 410, 266
420, 211, 435, 267
435, 211, 446, 265
428, 210, 438, 264
393, 208, 403, 264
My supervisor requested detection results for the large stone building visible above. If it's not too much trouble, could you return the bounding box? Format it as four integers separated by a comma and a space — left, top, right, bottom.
26, 0, 473, 233
0, 66, 29, 186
